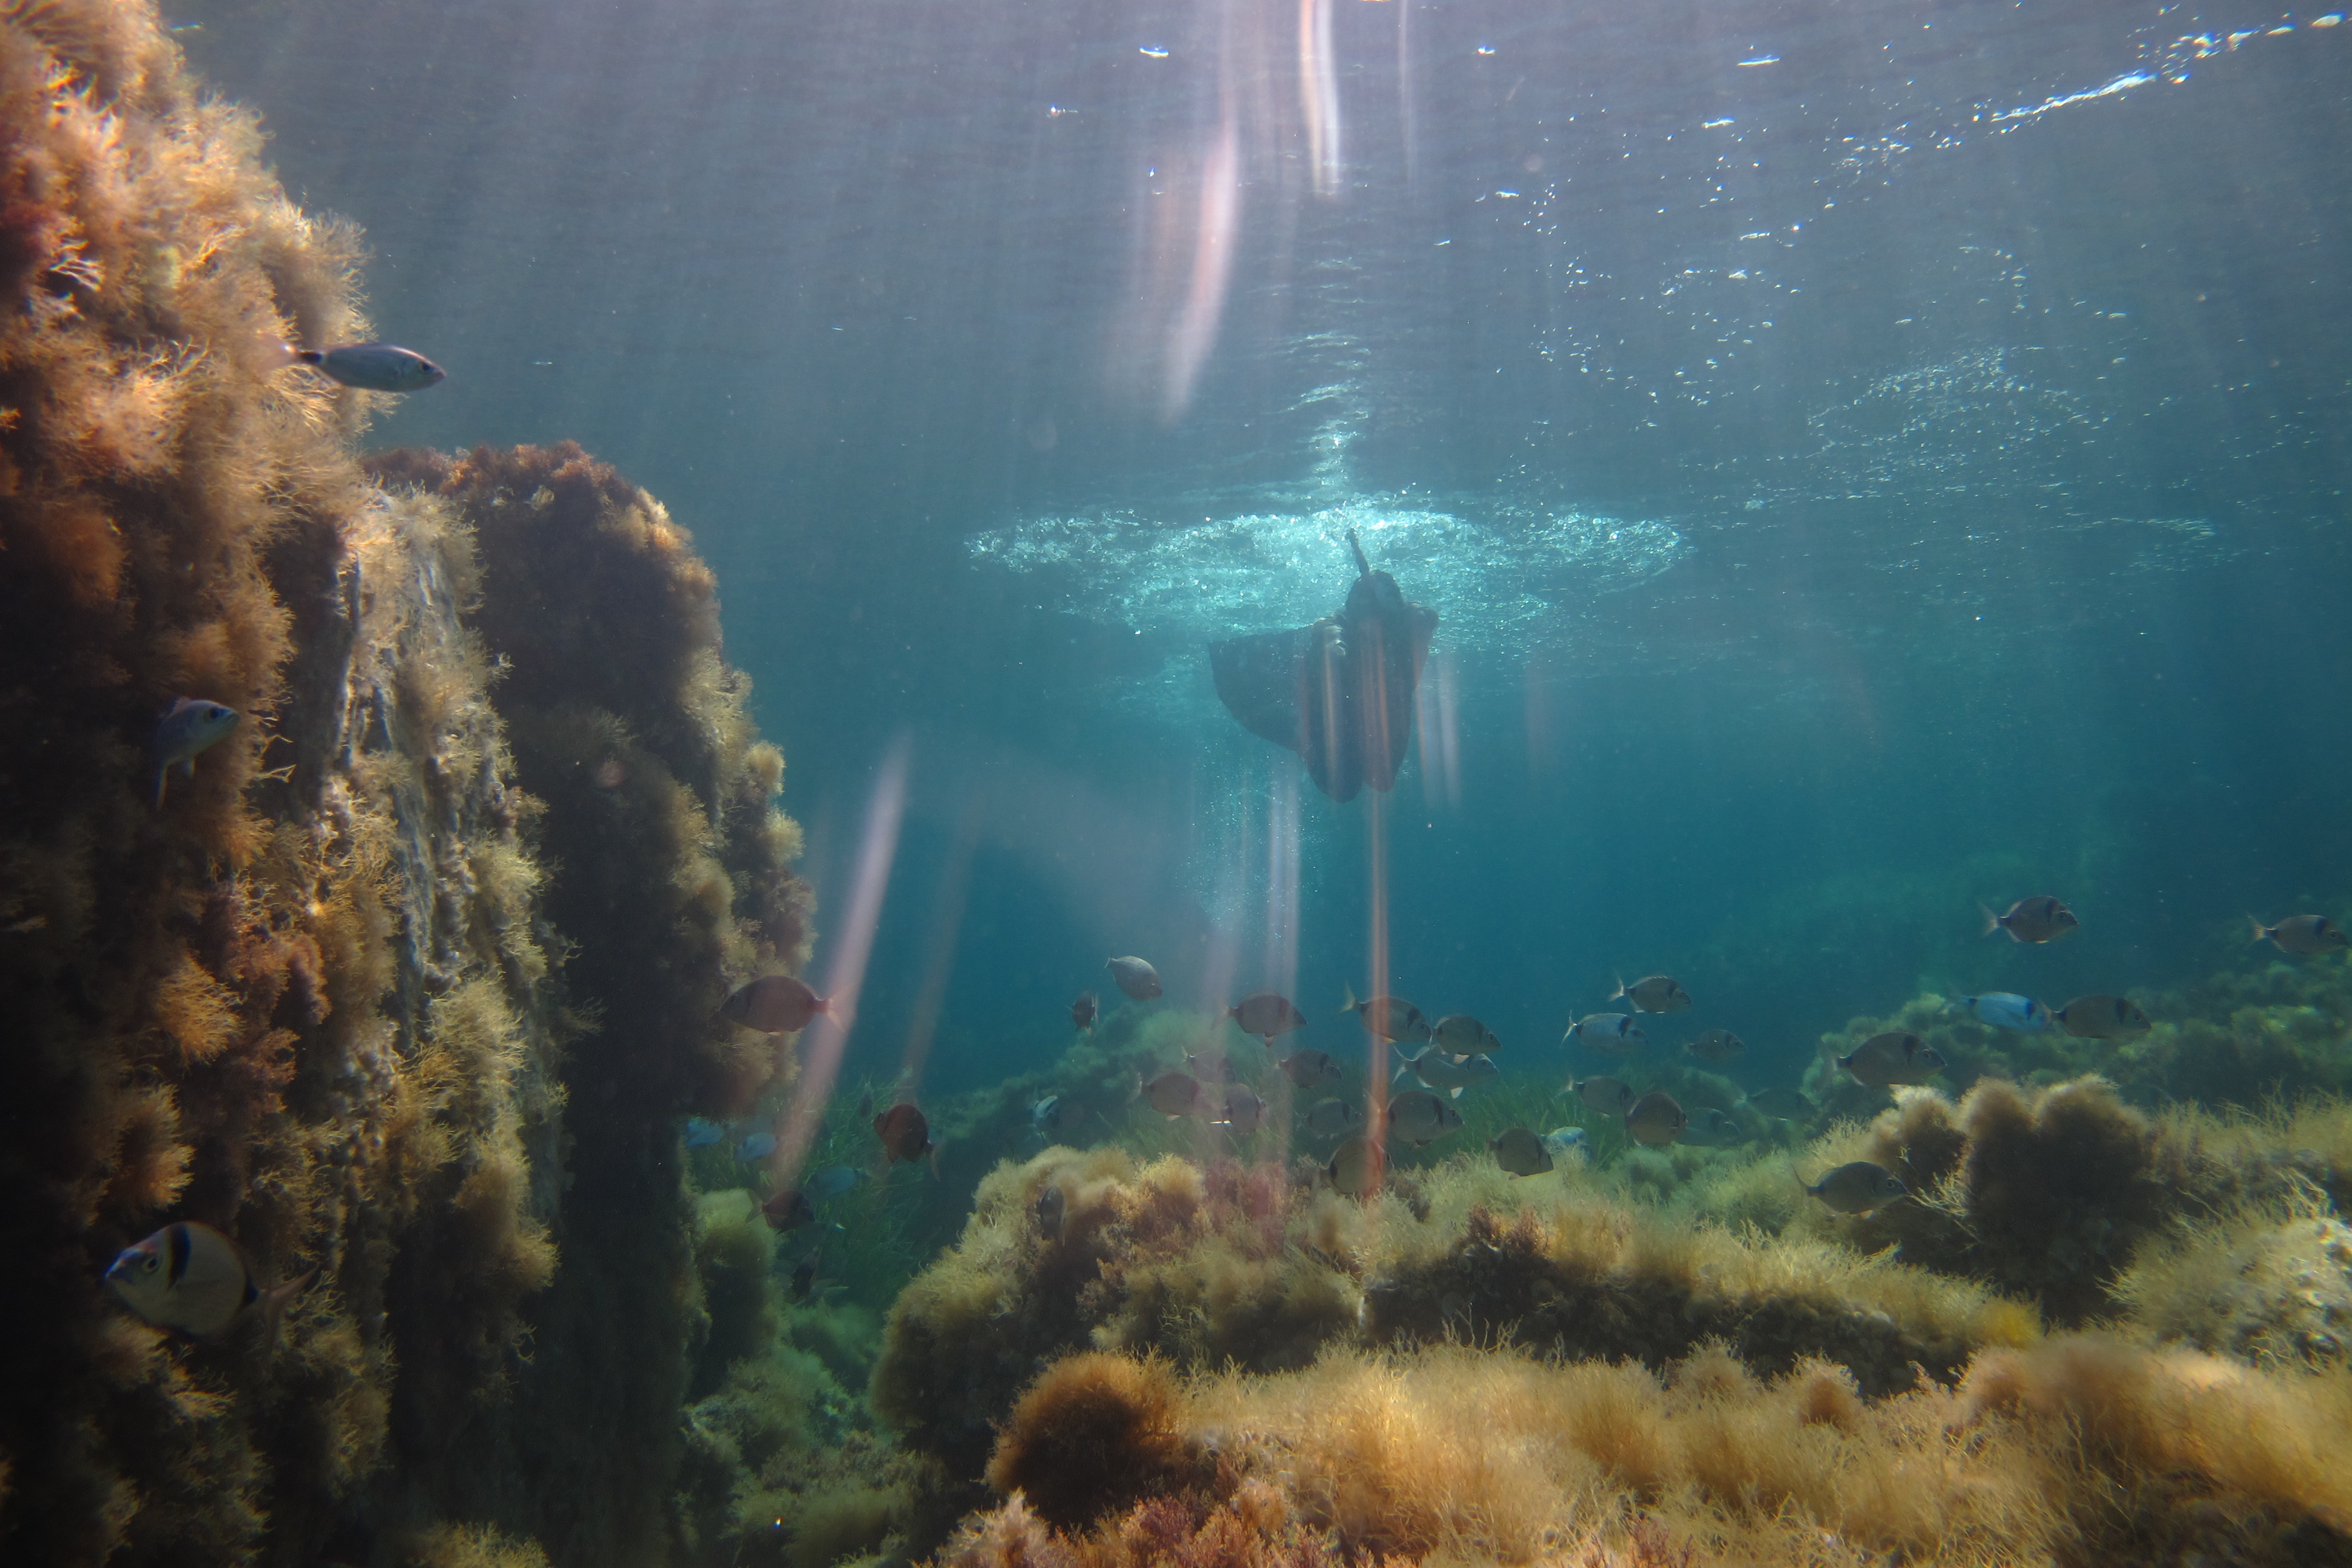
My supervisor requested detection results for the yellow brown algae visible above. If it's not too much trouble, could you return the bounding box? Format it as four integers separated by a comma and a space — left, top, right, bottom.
0, 3, 811, 1559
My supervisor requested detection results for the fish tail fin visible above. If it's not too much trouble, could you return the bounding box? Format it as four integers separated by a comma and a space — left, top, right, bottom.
1979, 903, 2001, 937
926, 1145, 939, 1181
1449, 1087, 1464, 1099
1787, 1160, 1813, 1199
153, 767, 167, 809
1127, 1072, 1143, 1105
258, 1267, 318, 1346
1609, 972, 1627, 1003
1338, 983, 1358, 1016
2248, 914, 2270, 944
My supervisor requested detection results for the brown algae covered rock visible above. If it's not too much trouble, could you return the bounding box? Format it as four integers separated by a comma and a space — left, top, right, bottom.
0, 1, 449, 1556
0, 3, 814, 1558
942, 1337, 2352, 1568
2121, 1205, 2352, 1369
872, 1143, 2043, 1484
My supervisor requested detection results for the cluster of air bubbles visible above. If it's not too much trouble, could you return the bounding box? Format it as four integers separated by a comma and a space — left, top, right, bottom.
967, 498, 1685, 663
2148, 10, 2342, 83
1805, 347, 2091, 491
1987, 8, 2342, 129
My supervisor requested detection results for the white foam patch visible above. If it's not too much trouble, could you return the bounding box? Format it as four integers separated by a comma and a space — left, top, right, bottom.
968, 498, 1685, 659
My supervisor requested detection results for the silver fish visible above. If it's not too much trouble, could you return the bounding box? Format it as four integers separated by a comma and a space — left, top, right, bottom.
1489, 1126, 1554, 1177
1954, 993, 2051, 1032
1836, 1032, 1946, 1088
719, 974, 830, 1034
1565, 1013, 1647, 1053
2249, 914, 2349, 957
1680, 1108, 1750, 1147
1279, 1049, 1344, 1089
1981, 896, 2079, 944
1326, 1134, 1385, 1198
1230, 992, 1307, 1044
153, 698, 238, 807
1684, 1028, 1746, 1064
1217, 1084, 1266, 1135
1568, 1076, 1634, 1116
1431, 1015, 1503, 1055
1803, 1161, 1908, 1215
1141, 1069, 1203, 1117
106, 1222, 310, 1340
2055, 994, 2152, 1039
1623, 1090, 1687, 1147
292, 342, 446, 391
1106, 956, 1162, 1001
1341, 986, 1432, 1044
1611, 974, 1692, 1014
1392, 1047, 1499, 1098
1303, 1096, 1361, 1136
1385, 1088, 1462, 1147
1743, 1086, 1815, 1121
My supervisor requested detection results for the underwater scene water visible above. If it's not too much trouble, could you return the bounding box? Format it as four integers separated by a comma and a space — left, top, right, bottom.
3, 0, 2350, 1562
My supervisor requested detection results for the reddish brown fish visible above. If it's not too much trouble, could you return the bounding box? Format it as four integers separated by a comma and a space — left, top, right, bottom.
874, 1102, 933, 1164
720, 974, 830, 1034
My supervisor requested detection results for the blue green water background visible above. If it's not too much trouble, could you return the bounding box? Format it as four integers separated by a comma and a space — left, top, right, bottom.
172, 0, 2351, 1105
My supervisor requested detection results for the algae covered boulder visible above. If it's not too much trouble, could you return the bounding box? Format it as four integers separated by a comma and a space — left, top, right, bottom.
0, 3, 814, 1558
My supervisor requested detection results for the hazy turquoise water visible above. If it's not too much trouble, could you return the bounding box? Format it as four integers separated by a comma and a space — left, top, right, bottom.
177, 0, 2351, 1102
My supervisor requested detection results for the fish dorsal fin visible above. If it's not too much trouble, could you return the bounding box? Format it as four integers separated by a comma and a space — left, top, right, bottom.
1346, 528, 1371, 578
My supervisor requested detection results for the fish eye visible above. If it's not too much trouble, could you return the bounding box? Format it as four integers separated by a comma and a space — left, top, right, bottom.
142, 1255, 159, 1272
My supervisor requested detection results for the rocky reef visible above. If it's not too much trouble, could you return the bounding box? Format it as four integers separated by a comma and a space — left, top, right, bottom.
929, 1333, 2352, 1567
0, 5, 812, 1562
872, 1001, 2352, 1565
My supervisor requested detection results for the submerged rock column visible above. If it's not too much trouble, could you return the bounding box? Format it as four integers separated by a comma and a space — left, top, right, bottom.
0, 2, 815, 1562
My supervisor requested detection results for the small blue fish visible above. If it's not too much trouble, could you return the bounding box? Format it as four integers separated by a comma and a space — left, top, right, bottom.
153, 698, 238, 807
291, 342, 446, 392
683, 1117, 727, 1149
736, 1131, 779, 1162
1954, 993, 2051, 1032
1540, 1126, 1589, 1159
803, 1166, 865, 1199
